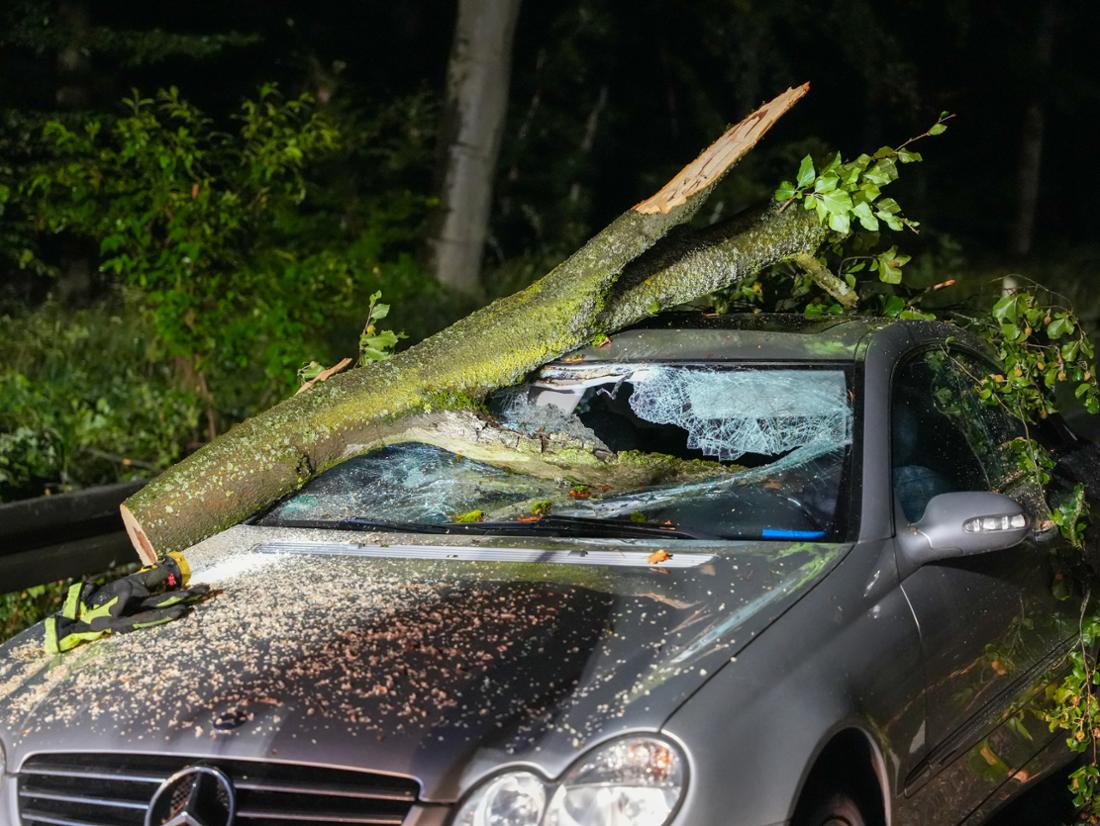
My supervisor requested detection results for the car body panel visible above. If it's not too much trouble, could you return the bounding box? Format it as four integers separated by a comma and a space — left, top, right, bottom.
662, 536, 922, 826
0, 525, 849, 804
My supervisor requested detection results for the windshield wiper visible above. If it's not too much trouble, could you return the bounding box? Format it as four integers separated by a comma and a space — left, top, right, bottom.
268, 515, 714, 540
266, 518, 458, 534
478, 514, 714, 539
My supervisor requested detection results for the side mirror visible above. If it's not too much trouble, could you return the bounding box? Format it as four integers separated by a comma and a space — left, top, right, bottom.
897, 491, 1029, 568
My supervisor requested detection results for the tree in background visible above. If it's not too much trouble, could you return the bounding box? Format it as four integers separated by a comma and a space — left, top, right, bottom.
428, 0, 522, 295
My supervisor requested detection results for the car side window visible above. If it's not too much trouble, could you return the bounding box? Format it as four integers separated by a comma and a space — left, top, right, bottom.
891, 351, 989, 522
891, 348, 1049, 524
946, 351, 1052, 521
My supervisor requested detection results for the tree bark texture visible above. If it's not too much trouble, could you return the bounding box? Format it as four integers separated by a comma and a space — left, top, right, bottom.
429, 0, 522, 294
122, 85, 819, 564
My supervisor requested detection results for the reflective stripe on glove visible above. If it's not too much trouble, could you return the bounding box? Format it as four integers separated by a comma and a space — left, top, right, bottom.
44, 552, 210, 654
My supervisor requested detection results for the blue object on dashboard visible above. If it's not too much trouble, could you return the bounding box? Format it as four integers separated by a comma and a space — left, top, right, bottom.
761, 528, 827, 540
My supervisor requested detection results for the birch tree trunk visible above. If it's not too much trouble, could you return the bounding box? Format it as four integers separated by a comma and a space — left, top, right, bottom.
121, 85, 816, 564
429, 0, 523, 294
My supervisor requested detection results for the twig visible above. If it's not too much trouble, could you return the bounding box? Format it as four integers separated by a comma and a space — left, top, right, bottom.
295, 357, 352, 395
81, 448, 159, 472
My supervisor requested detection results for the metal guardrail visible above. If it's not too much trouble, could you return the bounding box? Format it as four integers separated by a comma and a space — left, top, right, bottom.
0, 481, 144, 592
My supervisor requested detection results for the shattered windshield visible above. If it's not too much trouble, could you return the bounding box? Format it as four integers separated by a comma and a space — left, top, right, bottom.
262, 362, 857, 541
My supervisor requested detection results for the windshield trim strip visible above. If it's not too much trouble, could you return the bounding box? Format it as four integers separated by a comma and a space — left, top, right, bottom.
251, 541, 716, 568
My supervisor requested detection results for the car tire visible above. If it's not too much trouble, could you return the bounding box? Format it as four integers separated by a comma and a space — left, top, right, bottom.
798, 790, 867, 826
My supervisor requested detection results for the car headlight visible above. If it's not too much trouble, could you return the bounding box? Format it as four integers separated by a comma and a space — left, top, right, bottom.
454, 736, 685, 826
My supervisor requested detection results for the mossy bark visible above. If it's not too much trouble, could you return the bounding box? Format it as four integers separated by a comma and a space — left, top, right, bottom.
122, 85, 819, 563
336, 409, 733, 488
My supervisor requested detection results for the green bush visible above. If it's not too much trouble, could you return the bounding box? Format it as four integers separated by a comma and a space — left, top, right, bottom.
0, 300, 202, 501
0, 300, 198, 639
0, 583, 67, 643
14, 86, 456, 424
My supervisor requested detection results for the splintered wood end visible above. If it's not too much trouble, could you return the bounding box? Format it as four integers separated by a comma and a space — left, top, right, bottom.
633, 82, 810, 215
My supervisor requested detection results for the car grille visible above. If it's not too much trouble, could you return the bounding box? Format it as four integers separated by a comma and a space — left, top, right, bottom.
17, 752, 421, 826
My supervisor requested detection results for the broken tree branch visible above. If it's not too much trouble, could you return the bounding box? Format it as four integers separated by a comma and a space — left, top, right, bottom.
121, 84, 812, 563
337, 409, 732, 489
791, 252, 858, 310
296, 357, 353, 395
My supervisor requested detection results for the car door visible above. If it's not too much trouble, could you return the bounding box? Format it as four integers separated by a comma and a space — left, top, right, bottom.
890, 347, 1081, 822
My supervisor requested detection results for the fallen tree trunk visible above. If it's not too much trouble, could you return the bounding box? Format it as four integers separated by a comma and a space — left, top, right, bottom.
122, 84, 820, 563
335, 409, 733, 488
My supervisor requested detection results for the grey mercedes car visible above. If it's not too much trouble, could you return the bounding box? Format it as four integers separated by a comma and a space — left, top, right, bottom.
1, 315, 1096, 826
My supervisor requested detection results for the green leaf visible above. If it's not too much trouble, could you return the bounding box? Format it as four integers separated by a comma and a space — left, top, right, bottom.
992, 295, 1019, 324
452, 509, 484, 523
899, 309, 936, 321
774, 181, 797, 202
878, 262, 902, 284
1047, 316, 1073, 340
796, 155, 816, 188
839, 162, 862, 186
296, 360, 325, 384
813, 174, 838, 194
864, 158, 898, 186
928, 123, 947, 136
820, 188, 853, 215
852, 201, 879, 231
877, 211, 904, 232
828, 211, 851, 234
99, 235, 124, 254
803, 302, 827, 319
883, 295, 906, 317
875, 246, 906, 284
359, 329, 400, 361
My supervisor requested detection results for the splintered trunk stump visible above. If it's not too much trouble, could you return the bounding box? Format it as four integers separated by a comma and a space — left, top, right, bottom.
122, 84, 819, 563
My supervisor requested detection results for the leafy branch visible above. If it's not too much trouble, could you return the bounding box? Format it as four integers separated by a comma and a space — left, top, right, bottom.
774, 111, 952, 240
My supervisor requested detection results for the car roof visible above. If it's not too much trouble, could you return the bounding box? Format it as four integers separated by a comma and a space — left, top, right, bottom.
559, 312, 894, 364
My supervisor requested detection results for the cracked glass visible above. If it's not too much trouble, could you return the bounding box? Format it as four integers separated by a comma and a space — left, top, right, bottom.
264, 363, 857, 541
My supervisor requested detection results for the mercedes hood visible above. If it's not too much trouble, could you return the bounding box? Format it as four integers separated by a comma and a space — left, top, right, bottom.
0, 525, 848, 801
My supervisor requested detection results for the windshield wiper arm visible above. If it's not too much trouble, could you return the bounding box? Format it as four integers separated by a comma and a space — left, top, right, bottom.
267, 518, 460, 534
477, 515, 715, 540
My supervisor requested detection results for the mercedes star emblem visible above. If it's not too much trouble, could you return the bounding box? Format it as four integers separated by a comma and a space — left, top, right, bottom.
145, 765, 237, 826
